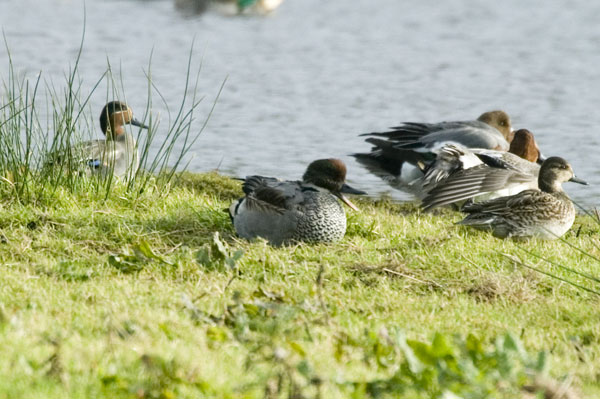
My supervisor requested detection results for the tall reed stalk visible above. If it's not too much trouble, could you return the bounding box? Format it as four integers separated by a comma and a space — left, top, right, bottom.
0, 31, 220, 204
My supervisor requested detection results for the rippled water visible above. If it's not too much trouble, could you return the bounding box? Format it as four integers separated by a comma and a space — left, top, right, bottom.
1, 0, 599, 205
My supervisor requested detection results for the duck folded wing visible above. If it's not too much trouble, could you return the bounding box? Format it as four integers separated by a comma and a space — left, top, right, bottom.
363, 121, 506, 150
462, 190, 556, 217
413, 124, 508, 151
241, 175, 282, 195
475, 152, 524, 171
362, 120, 479, 142
45, 139, 104, 165
360, 122, 440, 142
243, 186, 291, 214
364, 138, 434, 164
78, 140, 111, 163
241, 177, 309, 213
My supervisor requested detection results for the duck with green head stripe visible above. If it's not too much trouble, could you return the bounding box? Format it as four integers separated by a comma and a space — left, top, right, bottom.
49, 101, 149, 179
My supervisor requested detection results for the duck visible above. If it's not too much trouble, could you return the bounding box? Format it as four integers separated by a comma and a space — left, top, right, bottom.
352, 110, 512, 196
421, 129, 544, 209
457, 157, 587, 239
235, 0, 284, 13
48, 101, 148, 178
175, 0, 283, 15
229, 158, 366, 245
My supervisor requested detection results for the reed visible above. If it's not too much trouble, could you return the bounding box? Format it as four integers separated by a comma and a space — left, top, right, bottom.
0, 32, 218, 204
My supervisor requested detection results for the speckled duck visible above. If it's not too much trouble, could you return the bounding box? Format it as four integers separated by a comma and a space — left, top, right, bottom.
229, 158, 366, 245
458, 157, 587, 239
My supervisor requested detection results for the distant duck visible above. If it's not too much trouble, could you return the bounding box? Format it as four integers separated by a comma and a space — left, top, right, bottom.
421, 129, 544, 209
457, 157, 587, 239
229, 159, 366, 245
49, 101, 148, 178
352, 110, 512, 195
236, 0, 284, 13
175, 0, 284, 15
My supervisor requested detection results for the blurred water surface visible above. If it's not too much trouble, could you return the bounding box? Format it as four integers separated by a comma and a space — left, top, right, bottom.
1, 0, 599, 205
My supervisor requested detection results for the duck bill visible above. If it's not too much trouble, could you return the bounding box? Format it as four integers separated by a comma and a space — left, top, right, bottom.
130, 118, 149, 129
335, 183, 367, 211
340, 183, 367, 196
335, 192, 360, 211
569, 175, 588, 185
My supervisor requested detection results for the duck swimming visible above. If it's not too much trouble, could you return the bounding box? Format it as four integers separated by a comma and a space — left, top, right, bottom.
229, 158, 366, 245
352, 110, 512, 195
175, 0, 283, 15
457, 157, 587, 239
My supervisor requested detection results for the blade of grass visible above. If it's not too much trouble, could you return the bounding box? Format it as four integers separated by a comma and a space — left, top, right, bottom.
498, 251, 600, 296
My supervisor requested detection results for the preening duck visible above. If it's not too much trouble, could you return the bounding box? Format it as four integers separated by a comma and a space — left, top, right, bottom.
421, 129, 544, 209
352, 110, 513, 196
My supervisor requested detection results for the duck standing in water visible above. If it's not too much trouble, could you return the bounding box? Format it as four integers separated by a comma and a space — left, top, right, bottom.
458, 157, 587, 239
352, 110, 513, 195
229, 159, 366, 245
52, 101, 148, 179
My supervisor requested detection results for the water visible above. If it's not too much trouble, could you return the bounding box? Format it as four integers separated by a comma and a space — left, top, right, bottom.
1, 0, 599, 206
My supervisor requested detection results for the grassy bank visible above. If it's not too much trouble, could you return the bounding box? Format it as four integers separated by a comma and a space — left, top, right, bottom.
0, 171, 598, 398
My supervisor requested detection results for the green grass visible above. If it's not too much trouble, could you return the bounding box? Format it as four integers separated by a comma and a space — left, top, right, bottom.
0, 171, 598, 398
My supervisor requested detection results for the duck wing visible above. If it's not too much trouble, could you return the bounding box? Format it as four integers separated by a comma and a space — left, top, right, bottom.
241, 175, 282, 195
351, 137, 437, 187
77, 140, 113, 169
413, 123, 508, 151
422, 165, 535, 210
362, 120, 474, 141
461, 190, 554, 216
420, 145, 484, 189
240, 176, 306, 214
362, 120, 508, 151
44, 139, 106, 168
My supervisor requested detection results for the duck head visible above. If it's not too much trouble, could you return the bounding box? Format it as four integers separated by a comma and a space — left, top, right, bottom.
477, 110, 512, 142
99, 101, 148, 140
302, 158, 366, 210
538, 156, 587, 193
509, 129, 544, 163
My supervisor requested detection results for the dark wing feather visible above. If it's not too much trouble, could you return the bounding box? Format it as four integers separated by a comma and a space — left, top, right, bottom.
240, 176, 304, 214
241, 175, 280, 195
243, 194, 287, 215
420, 145, 470, 188
461, 189, 542, 214
253, 186, 289, 210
